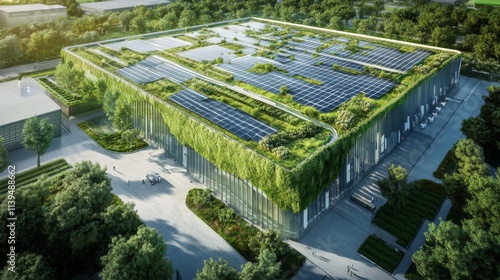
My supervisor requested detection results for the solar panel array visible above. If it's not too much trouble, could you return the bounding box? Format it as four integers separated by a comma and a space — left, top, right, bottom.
104, 37, 191, 53
169, 89, 277, 141
319, 40, 430, 72
217, 55, 395, 112
116, 56, 195, 84
178, 45, 238, 63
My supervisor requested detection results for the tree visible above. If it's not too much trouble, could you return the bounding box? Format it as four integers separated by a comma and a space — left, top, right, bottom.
461, 86, 500, 157
1, 253, 55, 280
377, 164, 410, 213
240, 249, 281, 280
429, 26, 456, 48
55, 61, 85, 94
465, 173, 500, 234
130, 16, 148, 33
195, 258, 239, 280
248, 230, 290, 261
178, 9, 196, 28
0, 35, 23, 67
22, 116, 55, 167
443, 139, 489, 210
44, 161, 112, 272
121, 129, 140, 148
413, 219, 500, 280
100, 225, 174, 280
0, 137, 8, 173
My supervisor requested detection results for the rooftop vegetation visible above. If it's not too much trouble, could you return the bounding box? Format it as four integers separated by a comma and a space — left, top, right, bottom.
62, 18, 460, 213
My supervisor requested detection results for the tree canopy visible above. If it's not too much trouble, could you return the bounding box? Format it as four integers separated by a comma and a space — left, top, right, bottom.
22, 116, 55, 167
0, 161, 164, 278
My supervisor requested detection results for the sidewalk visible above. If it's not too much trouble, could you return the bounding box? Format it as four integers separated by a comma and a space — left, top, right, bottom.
290, 76, 490, 280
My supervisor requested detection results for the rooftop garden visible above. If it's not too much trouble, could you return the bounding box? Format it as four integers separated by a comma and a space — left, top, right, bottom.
61, 18, 460, 213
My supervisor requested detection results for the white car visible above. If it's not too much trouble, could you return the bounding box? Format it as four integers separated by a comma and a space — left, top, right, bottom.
146, 171, 161, 185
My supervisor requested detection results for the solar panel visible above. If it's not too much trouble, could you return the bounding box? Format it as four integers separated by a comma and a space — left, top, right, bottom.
217, 55, 396, 113
116, 56, 195, 84
178, 45, 238, 63
169, 89, 278, 141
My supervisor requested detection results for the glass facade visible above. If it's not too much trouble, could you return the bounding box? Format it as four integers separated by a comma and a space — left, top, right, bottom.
129, 57, 461, 240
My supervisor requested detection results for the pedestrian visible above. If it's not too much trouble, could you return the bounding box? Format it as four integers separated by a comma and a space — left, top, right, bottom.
113, 166, 115, 171
142, 179, 145, 184
312, 251, 316, 257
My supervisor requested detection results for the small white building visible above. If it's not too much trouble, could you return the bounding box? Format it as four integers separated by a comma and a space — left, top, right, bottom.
0, 4, 67, 27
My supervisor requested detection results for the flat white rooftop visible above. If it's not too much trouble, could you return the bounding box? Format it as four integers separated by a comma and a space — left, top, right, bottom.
0, 79, 60, 126
0, 4, 66, 13
81, 0, 171, 12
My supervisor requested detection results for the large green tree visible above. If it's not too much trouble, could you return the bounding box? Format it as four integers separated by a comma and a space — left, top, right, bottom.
413, 219, 500, 280
442, 139, 489, 210
195, 258, 239, 280
100, 225, 174, 280
377, 164, 411, 213
461, 86, 500, 158
0, 253, 55, 280
22, 116, 55, 167
240, 249, 281, 280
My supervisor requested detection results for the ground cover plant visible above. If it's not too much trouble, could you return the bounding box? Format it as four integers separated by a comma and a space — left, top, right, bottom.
78, 121, 148, 152
358, 235, 404, 273
374, 179, 446, 247
186, 188, 305, 279
0, 158, 70, 194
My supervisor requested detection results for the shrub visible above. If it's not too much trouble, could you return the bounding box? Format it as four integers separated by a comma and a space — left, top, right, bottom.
272, 146, 290, 159
300, 106, 319, 118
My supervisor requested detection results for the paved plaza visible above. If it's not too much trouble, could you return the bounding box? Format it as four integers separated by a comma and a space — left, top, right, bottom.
0, 76, 495, 279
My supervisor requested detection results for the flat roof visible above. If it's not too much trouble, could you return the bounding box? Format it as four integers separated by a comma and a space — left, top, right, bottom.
0, 79, 60, 126
0, 4, 66, 13
81, 0, 171, 12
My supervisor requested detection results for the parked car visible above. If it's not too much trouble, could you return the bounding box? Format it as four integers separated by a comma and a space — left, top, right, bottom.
146, 171, 161, 185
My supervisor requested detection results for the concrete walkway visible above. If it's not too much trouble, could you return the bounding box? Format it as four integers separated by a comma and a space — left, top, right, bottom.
290, 76, 491, 280
0, 111, 246, 280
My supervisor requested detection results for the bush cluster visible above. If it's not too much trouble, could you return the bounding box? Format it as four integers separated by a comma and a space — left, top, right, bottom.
259, 123, 320, 150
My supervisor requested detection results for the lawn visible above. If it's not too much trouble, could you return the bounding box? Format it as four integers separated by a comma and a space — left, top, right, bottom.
78, 116, 148, 152
358, 235, 404, 273
374, 180, 446, 248
474, 0, 500, 6
186, 188, 305, 279
0, 158, 71, 194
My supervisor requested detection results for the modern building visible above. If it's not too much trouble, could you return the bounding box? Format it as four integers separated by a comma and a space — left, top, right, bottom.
0, 4, 67, 27
80, 0, 171, 14
62, 18, 461, 239
0, 78, 61, 152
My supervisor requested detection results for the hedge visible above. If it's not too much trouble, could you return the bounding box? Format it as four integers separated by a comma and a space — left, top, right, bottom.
61, 22, 461, 213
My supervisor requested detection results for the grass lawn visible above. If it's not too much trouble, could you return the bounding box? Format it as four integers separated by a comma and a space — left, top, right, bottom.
0, 158, 71, 194
78, 116, 148, 152
358, 235, 404, 273
474, 0, 500, 6
374, 180, 446, 248
186, 188, 305, 279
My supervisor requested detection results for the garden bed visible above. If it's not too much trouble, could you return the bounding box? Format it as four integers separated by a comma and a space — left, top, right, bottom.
374, 180, 446, 247
358, 235, 404, 273
186, 188, 305, 279
78, 122, 148, 152
0, 158, 71, 194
